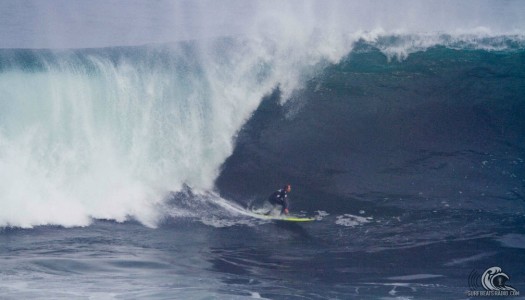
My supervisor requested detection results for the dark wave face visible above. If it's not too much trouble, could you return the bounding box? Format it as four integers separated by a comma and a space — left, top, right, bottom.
217, 44, 525, 216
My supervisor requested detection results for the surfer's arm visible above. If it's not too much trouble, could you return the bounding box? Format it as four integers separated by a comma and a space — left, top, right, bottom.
282, 198, 289, 215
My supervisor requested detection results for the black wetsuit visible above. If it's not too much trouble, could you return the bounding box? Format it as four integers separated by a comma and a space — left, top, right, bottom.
268, 188, 289, 214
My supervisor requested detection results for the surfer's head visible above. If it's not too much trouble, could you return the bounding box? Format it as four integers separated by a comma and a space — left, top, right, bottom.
284, 184, 291, 193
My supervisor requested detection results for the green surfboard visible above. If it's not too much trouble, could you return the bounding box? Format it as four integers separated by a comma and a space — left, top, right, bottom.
255, 213, 316, 222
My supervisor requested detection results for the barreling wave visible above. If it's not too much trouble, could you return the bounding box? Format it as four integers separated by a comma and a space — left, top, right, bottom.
1, 31, 523, 228
217, 35, 525, 216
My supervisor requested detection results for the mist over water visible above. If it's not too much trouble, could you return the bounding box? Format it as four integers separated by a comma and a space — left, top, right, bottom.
1, 0, 524, 49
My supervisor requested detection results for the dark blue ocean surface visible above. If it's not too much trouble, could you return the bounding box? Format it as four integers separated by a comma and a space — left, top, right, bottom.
2, 213, 525, 299
1, 40, 525, 299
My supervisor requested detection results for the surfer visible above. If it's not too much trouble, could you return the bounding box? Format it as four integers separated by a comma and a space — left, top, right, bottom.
266, 184, 291, 215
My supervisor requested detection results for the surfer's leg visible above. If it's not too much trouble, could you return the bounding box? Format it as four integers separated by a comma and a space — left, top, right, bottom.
265, 198, 277, 215
265, 205, 282, 216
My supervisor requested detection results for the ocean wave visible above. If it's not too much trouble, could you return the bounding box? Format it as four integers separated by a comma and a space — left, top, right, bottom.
1, 30, 524, 228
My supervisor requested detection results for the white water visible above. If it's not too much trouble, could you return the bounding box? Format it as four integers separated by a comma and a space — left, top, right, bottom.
0, 35, 353, 228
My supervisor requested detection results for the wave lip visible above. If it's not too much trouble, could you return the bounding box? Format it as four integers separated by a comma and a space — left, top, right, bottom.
360, 33, 525, 60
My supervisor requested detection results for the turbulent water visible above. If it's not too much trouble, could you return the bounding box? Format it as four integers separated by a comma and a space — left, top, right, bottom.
1, 1, 525, 299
